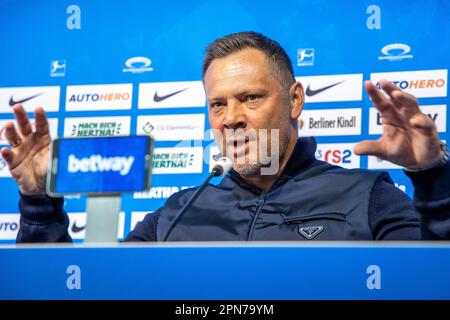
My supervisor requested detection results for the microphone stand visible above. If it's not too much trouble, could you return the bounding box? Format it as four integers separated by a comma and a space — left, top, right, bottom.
161, 165, 225, 241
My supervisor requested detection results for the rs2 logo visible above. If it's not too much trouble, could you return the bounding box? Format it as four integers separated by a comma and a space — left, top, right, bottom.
317, 149, 352, 164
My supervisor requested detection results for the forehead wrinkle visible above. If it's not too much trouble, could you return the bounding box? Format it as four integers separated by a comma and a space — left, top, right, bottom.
205, 53, 275, 99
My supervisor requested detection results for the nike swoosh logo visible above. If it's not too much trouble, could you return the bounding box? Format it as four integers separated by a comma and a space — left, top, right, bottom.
153, 88, 187, 102
71, 222, 86, 233
9, 93, 43, 107
305, 81, 345, 96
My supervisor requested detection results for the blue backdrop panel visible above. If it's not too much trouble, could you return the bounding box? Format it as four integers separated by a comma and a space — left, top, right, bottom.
1, 244, 450, 299
0, 0, 448, 242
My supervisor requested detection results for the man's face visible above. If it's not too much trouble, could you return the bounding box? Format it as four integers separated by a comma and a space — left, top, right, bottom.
204, 48, 294, 175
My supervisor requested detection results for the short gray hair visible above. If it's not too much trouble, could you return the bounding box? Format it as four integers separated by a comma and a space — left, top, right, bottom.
202, 31, 295, 90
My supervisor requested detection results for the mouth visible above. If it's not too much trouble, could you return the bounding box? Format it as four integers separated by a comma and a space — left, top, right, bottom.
227, 136, 251, 157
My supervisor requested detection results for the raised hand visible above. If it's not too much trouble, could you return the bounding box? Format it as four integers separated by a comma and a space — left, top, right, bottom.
354, 80, 442, 170
0, 104, 51, 195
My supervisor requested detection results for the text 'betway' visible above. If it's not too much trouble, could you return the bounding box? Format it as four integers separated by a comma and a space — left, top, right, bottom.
67, 154, 135, 176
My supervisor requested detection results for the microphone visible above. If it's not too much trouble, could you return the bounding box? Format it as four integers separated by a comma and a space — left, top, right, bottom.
211, 156, 232, 177
161, 156, 232, 241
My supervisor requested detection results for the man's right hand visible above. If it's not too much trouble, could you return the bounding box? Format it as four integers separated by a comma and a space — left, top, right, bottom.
0, 104, 51, 196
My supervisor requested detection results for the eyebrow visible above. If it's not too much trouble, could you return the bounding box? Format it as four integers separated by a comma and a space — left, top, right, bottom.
208, 88, 269, 102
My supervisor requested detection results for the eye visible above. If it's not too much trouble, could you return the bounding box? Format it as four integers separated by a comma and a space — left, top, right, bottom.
246, 94, 261, 102
210, 101, 224, 109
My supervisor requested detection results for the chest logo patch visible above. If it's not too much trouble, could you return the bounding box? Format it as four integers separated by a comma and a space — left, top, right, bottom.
299, 226, 324, 239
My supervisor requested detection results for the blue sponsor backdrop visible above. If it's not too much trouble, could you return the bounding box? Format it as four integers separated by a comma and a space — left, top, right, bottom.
0, 0, 449, 242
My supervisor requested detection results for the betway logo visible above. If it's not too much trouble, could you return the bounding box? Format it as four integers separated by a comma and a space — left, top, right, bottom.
369, 105, 447, 134
67, 154, 135, 175
370, 69, 447, 98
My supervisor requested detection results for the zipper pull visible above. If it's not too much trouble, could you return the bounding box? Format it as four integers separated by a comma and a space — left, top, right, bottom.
258, 192, 266, 206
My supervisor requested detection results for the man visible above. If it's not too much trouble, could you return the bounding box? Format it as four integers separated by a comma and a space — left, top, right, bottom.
2, 31, 449, 242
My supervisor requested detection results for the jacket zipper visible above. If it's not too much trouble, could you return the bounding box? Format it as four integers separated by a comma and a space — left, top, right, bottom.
247, 192, 266, 240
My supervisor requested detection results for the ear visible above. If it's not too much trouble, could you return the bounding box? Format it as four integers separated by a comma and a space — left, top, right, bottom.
289, 82, 304, 120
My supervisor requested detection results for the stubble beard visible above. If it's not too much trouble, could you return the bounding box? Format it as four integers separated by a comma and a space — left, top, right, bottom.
228, 127, 290, 177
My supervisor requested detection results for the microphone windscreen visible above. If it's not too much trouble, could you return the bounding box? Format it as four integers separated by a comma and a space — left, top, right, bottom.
213, 157, 232, 176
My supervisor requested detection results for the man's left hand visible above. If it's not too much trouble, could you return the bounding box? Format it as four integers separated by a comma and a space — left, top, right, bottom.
354, 79, 442, 170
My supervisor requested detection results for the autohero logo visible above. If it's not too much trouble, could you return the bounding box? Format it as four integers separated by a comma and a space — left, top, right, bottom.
0, 86, 60, 113
0, 214, 20, 240
297, 48, 315, 66
378, 43, 413, 61
136, 114, 205, 141
369, 105, 447, 134
64, 116, 131, 137
122, 56, 153, 74
370, 69, 447, 98
298, 108, 362, 136
138, 81, 206, 109
66, 84, 133, 111
316, 143, 360, 169
295, 74, 363, 103
152, 147, 203, 174
67, 154, 135, 176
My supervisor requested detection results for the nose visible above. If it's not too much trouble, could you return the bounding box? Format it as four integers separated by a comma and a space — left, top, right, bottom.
223, 101, 246, 130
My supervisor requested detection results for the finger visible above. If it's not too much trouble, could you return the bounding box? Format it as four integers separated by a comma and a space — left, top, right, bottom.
390, 90, 421, 113
365, 80, 393, 113
354, 140, 385, 158
3, 122, 22, 147
379, 79, 402, 96
409, 113, 436, 133
1, 147, 14, 165
0, 123, 5, 140
34, 106, 49, 135
13, 104, 33, 136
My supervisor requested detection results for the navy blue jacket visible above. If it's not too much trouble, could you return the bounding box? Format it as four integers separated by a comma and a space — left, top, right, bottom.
17, 137, 450, 242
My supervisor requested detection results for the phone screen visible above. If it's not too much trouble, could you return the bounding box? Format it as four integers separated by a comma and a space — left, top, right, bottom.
47, 135, 152, 196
